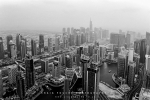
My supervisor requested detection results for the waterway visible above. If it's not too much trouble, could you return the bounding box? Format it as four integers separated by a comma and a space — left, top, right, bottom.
35, 62, 118, 100
100, 62, 118, 88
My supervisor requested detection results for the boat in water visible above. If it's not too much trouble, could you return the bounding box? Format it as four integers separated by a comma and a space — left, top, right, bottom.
109, 70, 111, 73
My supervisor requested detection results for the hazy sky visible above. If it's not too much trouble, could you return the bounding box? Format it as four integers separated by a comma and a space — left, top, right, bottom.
0, 0, 150, 33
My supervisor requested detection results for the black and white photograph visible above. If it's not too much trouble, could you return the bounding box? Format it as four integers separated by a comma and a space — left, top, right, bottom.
0, 0, 150, 100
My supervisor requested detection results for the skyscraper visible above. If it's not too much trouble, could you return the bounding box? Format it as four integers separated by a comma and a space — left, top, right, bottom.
71, 27, 74, 34
99, 46, 106, 60
146, 32, 150, 55
0, 37, 4, 60
9, 40, 16, 59
83, 46, 88, 56
16, 71, 26, 100
63, 28, 66, 33
117, 54, 126, 79
41, 59, 49, 73
31, 39, 37, 56
77, 46, 83, 56
114, 47, 119, 58
49, 62, 55, 76
118, 34, 125, 47
6, 35, 13, 58
55, 35, 60, 51
64, 68, 74, 100
22, 38, 27, 54
20, 40, 27, 59
145, 71, 150, 89
80, 27, 86, 33
65, 55, 72, 68
93, 47, 100, 63
110, 33, 119, 45
39, 34, 44, 54
86, 62, 100, 100
102, 29, 109, 39
8, 64, 18, 84
145, 55, 150, 71
48, 38, 53, 53
128, 48, 134, 63
134, 40, 140, 55
70, 69, 82, 92
16, 34, 22, 58
127, 61, 136, 88
90, 19, 92, 31
53, 60, 61, 78
140, 39, 146, 64
25, 58, 35, 89
0, 70, 3, 98
80, 54, 90, 95
62, 33, 68, 49
67, 27, 70, 34
133, 54, 140, 74
126, 33, 131, 48
88, 45, 94, 57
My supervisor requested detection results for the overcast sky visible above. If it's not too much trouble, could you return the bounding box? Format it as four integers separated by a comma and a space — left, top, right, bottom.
0, 0, 150, 33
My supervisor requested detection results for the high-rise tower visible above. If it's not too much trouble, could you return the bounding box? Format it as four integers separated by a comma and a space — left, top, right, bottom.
145, 71, 150, 89
146, 32, 150, 55
8, 64, 18, 84
127, 61, 136, 88
16, 71, 26, 100
25, 58, 35, 89
6, 35, 13, 58
80, 54, 90, 96
128, 48, 134, 63
140, 39, 146, 64
0, 37, 4, 60
48, 38, 53, 53
16, 34, 22, 58
65, 55, 72, 68
39, 34, 44, 54
90, 19, 93, 32
9, 40, 16, 59
117, 54, 126, 79
31, 39, 37, 56
0, 70, 3, 98
64, 68, 74, 100
86, 62, 100, 100
41, 59, 49, 73
53, 60, 61, 78
20, 40, 27, 59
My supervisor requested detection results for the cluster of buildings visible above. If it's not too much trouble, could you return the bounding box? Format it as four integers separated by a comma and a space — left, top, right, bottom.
110, 30, 142, 48
0, 19, 149, 100
111, 32, 150, 99
0, 20, 111, 100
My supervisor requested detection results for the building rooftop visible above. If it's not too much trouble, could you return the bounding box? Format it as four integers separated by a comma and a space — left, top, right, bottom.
99, 83, 123, 99
139, 88, 150, 100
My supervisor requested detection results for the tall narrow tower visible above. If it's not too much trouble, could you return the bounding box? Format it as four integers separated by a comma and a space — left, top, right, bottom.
16, 71, 26, 100
86, 62, 100, 100
80, 54, 90, 98
39, 34, 44, 54
31, 39, 37, 56
64, 68, 74, 100
25, 58, 35, 90
16, 34, 22, 58
0, 37, 4, 59
0, 70, 3, 98
90, 18, 93, 31
7, 35, 13, 58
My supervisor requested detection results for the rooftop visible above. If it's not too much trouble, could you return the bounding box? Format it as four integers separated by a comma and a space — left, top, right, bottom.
139, 88, 150, 100
99, 82, 123, 99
